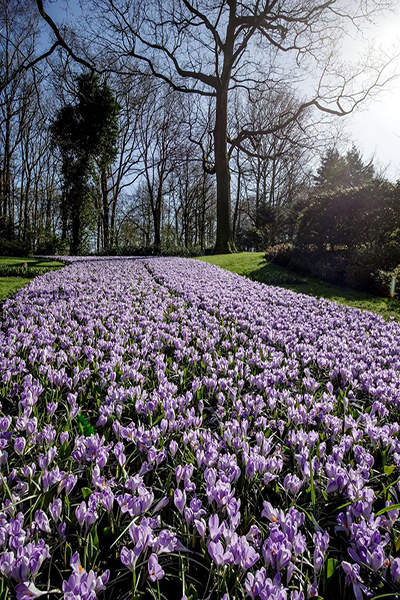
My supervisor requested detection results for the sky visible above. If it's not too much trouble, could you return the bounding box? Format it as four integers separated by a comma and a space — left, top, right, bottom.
45, 0, 400, 180
341, 10, 400, 181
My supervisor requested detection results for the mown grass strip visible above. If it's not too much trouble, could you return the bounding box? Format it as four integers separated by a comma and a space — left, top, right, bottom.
198, 252, 400, 321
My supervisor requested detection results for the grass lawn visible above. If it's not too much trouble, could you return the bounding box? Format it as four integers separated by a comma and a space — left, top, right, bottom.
198, 251, 400, 321
0, 256, 64, 268
0, 256, 64, 303
0, 276, 29, 302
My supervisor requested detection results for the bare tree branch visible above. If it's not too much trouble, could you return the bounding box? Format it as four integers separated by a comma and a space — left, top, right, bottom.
35, 0, 95, 72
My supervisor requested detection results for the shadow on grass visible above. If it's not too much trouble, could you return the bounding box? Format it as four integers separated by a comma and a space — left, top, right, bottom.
0, 256, 64, 268
201, 253, 400, 321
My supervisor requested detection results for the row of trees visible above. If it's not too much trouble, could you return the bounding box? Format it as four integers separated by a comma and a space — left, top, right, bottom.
0, 0, 398, 255
0, 0, 61, 253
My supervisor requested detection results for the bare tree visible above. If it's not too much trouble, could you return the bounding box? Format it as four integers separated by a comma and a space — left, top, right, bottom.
136, 87, 184, 251
233, 86, 319, 247
0, 0, 39, 224
97, 73, 147, 249
73, 0, 396, 253
0, 0, 62, 250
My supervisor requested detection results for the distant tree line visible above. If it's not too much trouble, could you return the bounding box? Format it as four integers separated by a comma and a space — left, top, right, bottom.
0, 0, 399, 267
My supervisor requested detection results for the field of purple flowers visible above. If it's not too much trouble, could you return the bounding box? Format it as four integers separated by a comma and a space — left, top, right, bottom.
0, 257, 399, 600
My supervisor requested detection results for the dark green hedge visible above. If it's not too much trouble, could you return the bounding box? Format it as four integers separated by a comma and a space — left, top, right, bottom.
265, 183, 400, 297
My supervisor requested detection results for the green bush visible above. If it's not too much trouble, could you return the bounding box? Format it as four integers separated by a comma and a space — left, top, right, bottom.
35, 234, 69, 256
374, 266, 400, 299
265, 183, 400, 296
0, 238, 31, 257
264, 243, 294, 266
296, 182, 400, 251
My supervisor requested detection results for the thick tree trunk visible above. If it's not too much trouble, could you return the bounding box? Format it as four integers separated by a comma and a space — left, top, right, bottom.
213, 89, 234, 254
153, 209, 161, 252
71, 214, 80, 255
152, 187, 162, 252
232, 151, 241, 241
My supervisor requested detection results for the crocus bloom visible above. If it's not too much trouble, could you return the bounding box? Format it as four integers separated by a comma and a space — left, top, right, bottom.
34, 510, 51, 534
148, 553, 164, 582
14, 437, 26, 455
174, 489, 186, 513
15, 582, 47, 599
49, 499, 62, 522
342, 561, 368, 600
120, 547, 138, 572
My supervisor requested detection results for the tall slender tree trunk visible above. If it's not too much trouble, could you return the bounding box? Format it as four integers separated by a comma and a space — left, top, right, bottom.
2, 16, 11, 221
232, 151, 241, 241
255, 161, 261, 229
214, 89, 234, 254
23, 176, 31, 244
101, 169, 109, 250
45, 173, 53, 233
2, 111, 11, 221
71, 213, 80, 255
200, 173, 207, 253
151, 186, 162, 252
110, 192, 118, 247
97, 214, 101, 253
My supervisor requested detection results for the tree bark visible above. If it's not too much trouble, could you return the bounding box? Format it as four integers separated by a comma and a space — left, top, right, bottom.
153, 205, 161, 252
71, 214, 80, 255
214, 89, 234, 254
232, 151, 241, 241
101, 168, 109, 250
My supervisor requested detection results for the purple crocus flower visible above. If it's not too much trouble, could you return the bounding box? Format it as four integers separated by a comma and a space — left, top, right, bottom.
120, 546, 138, 572
283, 474, 303, 495
62, 569, 109, 598
174, 489, 186, 513
195, 518, 206, 541
57, 522, 66, 539
391, 557, 400, 582
169, 440, 178, 457
261, 501, 284, 525
46, 402, 58, 417
239, 539, 259, 570
290, 592, 305, 600
148, 553, 164, 582
15, 582, 46, 599
14, 437, 26, 455
208, 540, 232, 566
0, 552, 15, 578
59, 431, 69, 445
313, 531, 329, 574
153, 496, 169, 513
49, 499, 62, 522
245, 571, 264, 599
34, 510, 51, 534
129, 518, 154, 550
113, 441, 126, 468
342, 561, 368, 600
75, 501, 98, 529
208, 514, 223, 541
